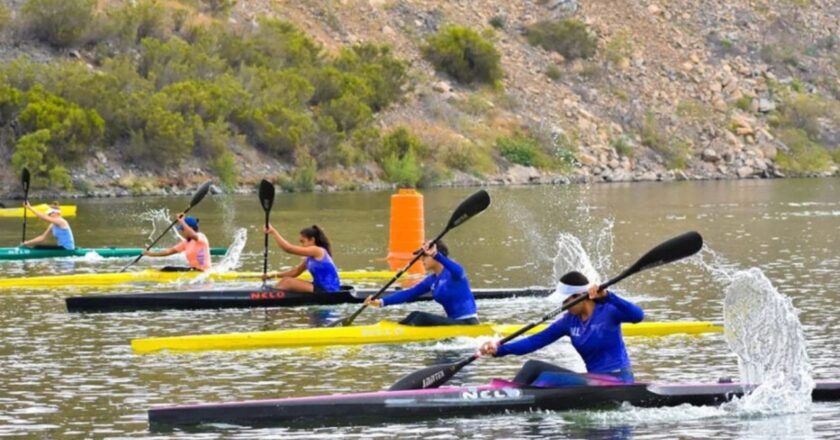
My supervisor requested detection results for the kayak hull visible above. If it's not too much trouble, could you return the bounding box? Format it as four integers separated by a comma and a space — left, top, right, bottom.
0, 269, 400, 289
148, 380, 840, 428
0, 246, 227, 261
0, 204, 76, 218
131, 320, 722, 354
66, 287, 554, 313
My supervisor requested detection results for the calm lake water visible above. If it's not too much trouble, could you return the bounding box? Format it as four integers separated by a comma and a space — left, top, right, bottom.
0, 178, 838, 438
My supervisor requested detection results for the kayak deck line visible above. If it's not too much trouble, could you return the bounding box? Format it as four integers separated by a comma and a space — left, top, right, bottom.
0, 204, 77, 218
0, 269, 403, 289
65, 286, 555, 313
147, 380, 840, 428
131, 320, 723, 354
0, 246, 227, 261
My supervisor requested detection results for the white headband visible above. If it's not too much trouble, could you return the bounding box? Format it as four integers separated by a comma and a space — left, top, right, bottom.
558, 281, 592, 296
47, 208, 61, 215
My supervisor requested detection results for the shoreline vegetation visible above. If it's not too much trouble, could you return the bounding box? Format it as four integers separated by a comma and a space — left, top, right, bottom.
0, 0, 838, 199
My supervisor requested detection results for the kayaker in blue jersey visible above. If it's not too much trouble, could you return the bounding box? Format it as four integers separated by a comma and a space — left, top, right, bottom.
21, 201, 75, 250
264, 224, 341, 293
479, 271, 644, 385
364, 240, 479, 326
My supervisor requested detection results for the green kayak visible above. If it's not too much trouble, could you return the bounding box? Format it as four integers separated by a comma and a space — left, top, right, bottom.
0, 247, 228, 261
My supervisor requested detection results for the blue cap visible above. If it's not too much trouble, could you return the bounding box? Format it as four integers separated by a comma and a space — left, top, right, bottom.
178, 216, 199, 231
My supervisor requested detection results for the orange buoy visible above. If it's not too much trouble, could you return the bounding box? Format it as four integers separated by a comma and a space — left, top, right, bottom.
386, 189, 425, 275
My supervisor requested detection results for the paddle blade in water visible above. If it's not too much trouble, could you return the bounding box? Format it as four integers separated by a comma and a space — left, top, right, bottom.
21, 168, 30, 193
601, 231, 703, 290
259, 179, 275, 212
389, 356, 477, 391
446, 189, 490, 230
189, 181, 213, 208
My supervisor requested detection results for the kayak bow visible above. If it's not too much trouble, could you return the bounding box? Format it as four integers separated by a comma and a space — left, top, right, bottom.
148, 379, 840, 428
66, 287, 554, 313
0, 204, 77, 218
0, 246, 227, 261
131, 320, 722, 354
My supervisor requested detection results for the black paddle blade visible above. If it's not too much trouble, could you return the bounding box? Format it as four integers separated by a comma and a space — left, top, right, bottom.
189, 181, 213, 208
446, 190, 490, 230
602, 231, 703, 290
389, 356, 475, 391
259, 179, 275, 212
21, 168, 30, 193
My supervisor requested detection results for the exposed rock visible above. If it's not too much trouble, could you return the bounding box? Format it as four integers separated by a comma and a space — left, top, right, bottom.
737, 166, 755, 178
758, 98, 776, 113
505, 165, 541, 185
702, 148, 720, 162
577, 153, 598, 167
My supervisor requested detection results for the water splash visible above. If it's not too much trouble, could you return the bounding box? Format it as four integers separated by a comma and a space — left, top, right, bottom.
137, 208, 183, 246
697, 246, 814, 414
188, 228, 248, 284
546, 220, 614, 302
722, 268, 814, 414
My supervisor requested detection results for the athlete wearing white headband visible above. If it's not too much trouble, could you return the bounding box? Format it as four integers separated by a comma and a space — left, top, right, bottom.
22, 201, 76, 250
479, 270, 644, 386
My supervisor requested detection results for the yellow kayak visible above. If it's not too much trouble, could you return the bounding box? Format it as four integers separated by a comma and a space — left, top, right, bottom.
131, 320, 722, 354
0, 269, 400, 289
0, 204, 77, 218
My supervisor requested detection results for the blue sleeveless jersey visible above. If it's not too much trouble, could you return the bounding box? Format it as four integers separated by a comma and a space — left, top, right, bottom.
306, 249, 340, 292
51, 224, 75, 250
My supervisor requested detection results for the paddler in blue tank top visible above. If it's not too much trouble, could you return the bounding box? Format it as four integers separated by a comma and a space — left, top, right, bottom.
263, 224, 341, 293
479, 271, 644, 385
364, 240, 479, 326
21, 201, 76, 250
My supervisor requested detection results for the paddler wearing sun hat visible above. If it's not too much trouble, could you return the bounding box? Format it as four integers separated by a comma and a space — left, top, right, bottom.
21, 201, 76, 250
479, 271, 644, 386
142, 214, 211, 271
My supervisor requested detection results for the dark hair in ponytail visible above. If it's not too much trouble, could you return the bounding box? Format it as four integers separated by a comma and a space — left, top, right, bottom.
301, 224, 333, 256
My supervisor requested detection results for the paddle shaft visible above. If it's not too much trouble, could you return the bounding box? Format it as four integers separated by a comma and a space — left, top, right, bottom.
119, 205, 199, 273
338, 228, 449, 326
21, 169, 30, 244
261, 208, 270, 286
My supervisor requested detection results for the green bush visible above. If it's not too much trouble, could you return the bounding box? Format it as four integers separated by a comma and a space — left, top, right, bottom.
641, 111, 666, 152
525, 19, 597, 60
335, 44, 408, 111
211, 151, 238, 190
322, 93, 372, 132
135, 106, 194, 165
381, 127, 427, 161
0, 82, 23, 124
489, 15, 506, 30
240, 104, 313, 155
775, 128, 833, 174
604, 32, 633, 65
106, 0, 171, 47
18, 87, 105, 159
22, 0, 95, 47
770, 92, 835, 140
733, 96, 754, 112
200, 0, 238, 16
382, 147, 422, 188
496, 135, 544, 167
12, 129, 51, 178
292, 147, 317, 192
546, 65, 563, 81
641, 111, 690, 169
422, 26, 503, 85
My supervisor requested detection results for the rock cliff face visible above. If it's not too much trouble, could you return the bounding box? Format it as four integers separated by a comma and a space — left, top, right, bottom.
1, 0, 838, 197
260, 0, 838, 184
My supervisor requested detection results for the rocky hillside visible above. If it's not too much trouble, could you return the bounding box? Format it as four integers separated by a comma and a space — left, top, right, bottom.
1, 0, 839, 197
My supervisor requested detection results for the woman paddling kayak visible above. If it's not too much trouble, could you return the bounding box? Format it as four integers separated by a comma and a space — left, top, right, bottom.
479, 271, 643, 385
263, 224, 341, 293
22, 201, 75, 250
364, 241, 479, 326
142, 215, 211, 272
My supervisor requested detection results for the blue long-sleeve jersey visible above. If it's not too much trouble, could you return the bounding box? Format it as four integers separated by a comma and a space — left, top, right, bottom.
496, 292, 644, 373
380, 253, 477, 320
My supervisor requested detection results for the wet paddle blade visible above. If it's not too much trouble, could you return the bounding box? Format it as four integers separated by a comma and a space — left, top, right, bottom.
600, 231, 703, 290
389, 357, 476, 391
189, 181, 213, 209
259, 180, 275, 212
445, 190, 490, 230
21, 168, 30, 194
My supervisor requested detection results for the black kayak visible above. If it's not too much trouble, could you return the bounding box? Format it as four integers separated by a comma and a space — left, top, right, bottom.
149, 379, 840, 429
66, 286, 553, 313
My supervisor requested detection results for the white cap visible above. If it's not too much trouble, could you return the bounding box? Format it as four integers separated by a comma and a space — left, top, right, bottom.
46, 207, 61, 215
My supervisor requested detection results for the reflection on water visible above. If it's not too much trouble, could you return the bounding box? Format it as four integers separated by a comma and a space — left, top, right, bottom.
0, 178, 839, 438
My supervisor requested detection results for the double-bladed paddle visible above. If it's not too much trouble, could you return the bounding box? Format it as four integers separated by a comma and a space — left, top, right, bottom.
119, 181, 213, 272
259, 179, 275, 288
329, 189, 492, 328
388, 231, 704, 391
21, 168, 30, 244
